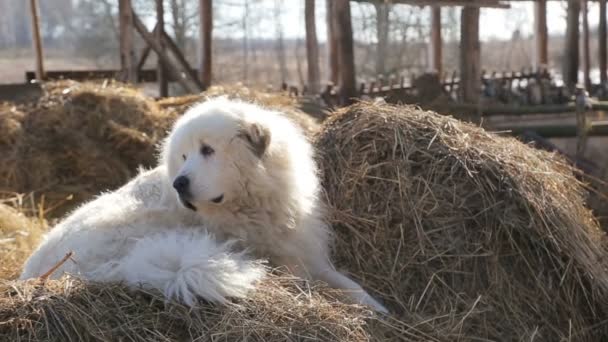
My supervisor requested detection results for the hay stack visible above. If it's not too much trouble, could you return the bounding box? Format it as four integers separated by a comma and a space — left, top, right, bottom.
0, 81, 173, 217
316, 102, 608, 341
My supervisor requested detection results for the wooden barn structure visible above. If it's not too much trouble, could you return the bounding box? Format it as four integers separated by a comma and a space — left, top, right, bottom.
23, 0, 608, 107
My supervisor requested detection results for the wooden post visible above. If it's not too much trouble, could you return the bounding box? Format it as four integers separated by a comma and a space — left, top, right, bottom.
582, 0, 591, 91
305, 0, 320, 94
327, 0, 339, 85
430, 6, 442, 75
199, 0, 212, 90
564, 0, 580, 91
156, 0, 168, 97
334, 0, 357, 106
29, 0, 45, 81
119, 0, 137, 83
600, 0, 607, 85
460, 6, 480, 104
534, 0, 548, 68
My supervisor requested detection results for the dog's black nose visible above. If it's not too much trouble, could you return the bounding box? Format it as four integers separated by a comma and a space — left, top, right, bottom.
173, 176, 190, 194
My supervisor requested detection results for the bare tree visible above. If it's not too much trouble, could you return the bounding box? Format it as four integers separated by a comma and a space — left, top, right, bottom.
374, 2, 390, 76
334, 0, 357, 105
326, 0, 339, 84
242, 0, 249, 81
564, 0, 580, 90
274, 0, 288, 85
305, 0, 320, 93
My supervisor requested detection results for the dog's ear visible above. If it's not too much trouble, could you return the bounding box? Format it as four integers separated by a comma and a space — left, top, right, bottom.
238, 122, 271, 158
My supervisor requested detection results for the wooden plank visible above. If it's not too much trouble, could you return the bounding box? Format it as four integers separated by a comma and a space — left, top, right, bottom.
334, 0, 357, 105
29, 0, 45, 81
564, 0, 580, 90
305, 0, 320, 94
132, 11, 200, 93
430, 6, 442, 75
119, 0, 137, 83
25, 69, 194, 83
460, 6, 480, 104
156, 0, 168, 97
582, 0, 591, 90
199, 0, 212, 89
497, 121, 608, 138
327, 0, 339, 84
600, 0, 607, 84
534, 0, 548, 67
136, 23, 158, 72
438, 101, 608, 116
352, 0, 510, 8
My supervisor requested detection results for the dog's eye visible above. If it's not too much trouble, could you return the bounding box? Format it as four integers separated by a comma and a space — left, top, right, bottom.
182, 154, 186, 161
200, 144, 214, 157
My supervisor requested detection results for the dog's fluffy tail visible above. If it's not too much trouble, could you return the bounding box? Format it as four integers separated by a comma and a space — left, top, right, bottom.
106, 230, 265, 306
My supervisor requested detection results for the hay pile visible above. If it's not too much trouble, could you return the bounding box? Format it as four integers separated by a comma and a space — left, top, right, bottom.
0, 81, 173, 217
316, 102, 608, 341
0, 275, 373, 341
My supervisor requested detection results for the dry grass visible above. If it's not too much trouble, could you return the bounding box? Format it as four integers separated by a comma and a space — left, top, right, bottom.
0, 197, 46, 281
316, 101, 608, 341
0, 274, 376, 342
0, 80, 173, 218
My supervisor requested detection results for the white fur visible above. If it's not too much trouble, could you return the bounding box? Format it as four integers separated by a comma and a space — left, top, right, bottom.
20, 97, 386, 312
104, 231, 265, 306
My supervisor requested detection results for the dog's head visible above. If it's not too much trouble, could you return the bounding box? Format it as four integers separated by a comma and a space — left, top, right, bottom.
161, 98, 279, 215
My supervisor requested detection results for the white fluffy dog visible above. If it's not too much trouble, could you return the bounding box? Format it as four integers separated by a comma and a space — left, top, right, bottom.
20, 98, 386, 312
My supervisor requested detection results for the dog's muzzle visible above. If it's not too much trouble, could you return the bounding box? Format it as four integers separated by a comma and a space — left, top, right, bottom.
173, 176, 196, 211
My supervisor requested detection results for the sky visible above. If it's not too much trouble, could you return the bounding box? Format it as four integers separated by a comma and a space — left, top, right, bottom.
247, 1, 600, 43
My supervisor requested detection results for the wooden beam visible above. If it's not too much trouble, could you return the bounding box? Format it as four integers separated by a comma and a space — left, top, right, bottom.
352, 0, 510, 9
199, 0, 212, 90
460, 6, 481, 104
600, 0, 607, 84
162, 30, 204, 89
534, 0, 548, 67
119, 0, 137, 83
327, 0, 339, 85
430, 6, 442, 75
25, 69, 198, 83
136, 23, 158, 72
29, 0, 45, 81
582, 0, 591, 90
305, 0, 320, 94
334, 0, 357, 105
156, 0, 168, 97
132, 11, 199, 93
497, 121, 608, 138
564, 0, 580, 90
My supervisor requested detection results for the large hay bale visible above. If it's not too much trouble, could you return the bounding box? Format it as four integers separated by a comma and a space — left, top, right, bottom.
0, 81, 173, 217
316, 102, 608, 341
